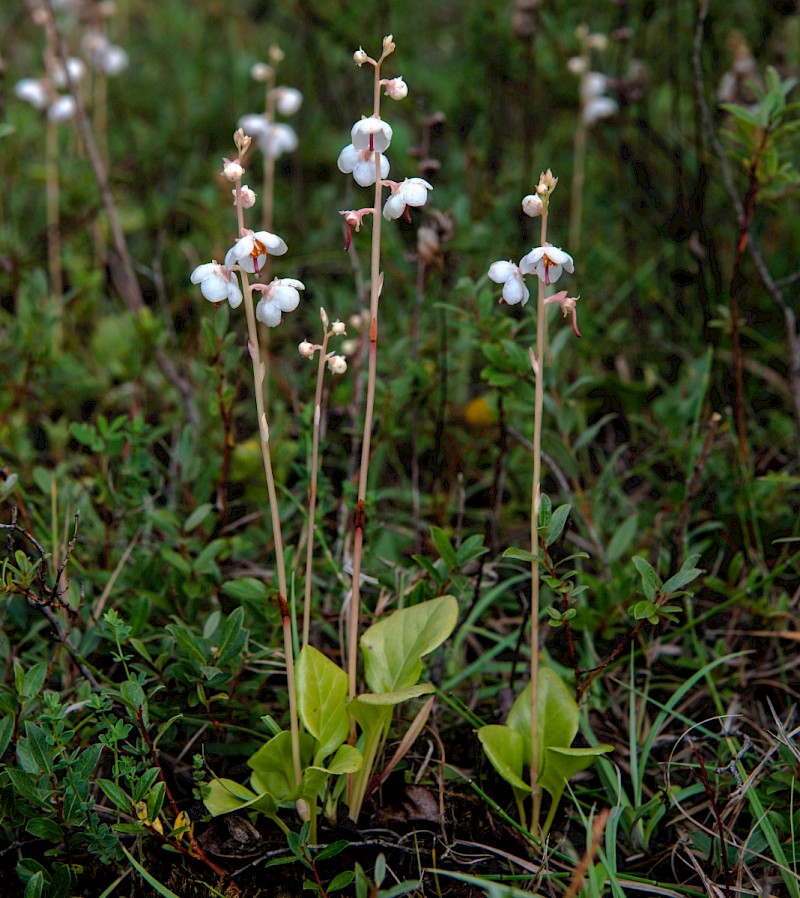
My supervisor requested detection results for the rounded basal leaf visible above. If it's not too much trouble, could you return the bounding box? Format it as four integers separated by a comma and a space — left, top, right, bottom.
477, 725, 531, 794
507, 668, 579, 766
247, 731, 314, 802
360, 596, 458, 695
539, 744, 614, 810
296, 645, 349, 762
324, 744, 363, 775
204, 778, 278, 818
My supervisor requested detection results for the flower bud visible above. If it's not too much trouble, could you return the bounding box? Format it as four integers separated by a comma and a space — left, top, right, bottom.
234, 128, 251, 153
382, 34, 396, 54
522, 194, 544, 218
382, 77, 408, 100
567, 56, 587, 75
331, 320, 346, 336
353, 48, 368, 66
222, 158, 245, 182
236, 185, 257, 207
251, 62, 273, 82
298, 340, 315, 358
319, 307, 329, 328
327, 354, 347, 375
269, 45, 285, 63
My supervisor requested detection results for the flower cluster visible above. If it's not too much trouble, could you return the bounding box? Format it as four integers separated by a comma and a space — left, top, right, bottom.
237, 53, 302, 160
568, 26, 617, 127
488, 176, 580, 338
191, 228, 303, 329
298, 310, 348, 374
337, 37, 433, 236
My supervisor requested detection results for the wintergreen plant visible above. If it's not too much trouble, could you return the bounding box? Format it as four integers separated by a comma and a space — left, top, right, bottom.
336, 36, 433, 704
484, 171, 609, 836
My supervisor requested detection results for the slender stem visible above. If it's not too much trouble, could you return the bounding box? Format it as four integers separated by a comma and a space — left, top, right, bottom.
529, 200, 549, 835
303, 329, 330, 648
45, 115, 63, 343
347, 58, 385, 703
569, 45, 589, 253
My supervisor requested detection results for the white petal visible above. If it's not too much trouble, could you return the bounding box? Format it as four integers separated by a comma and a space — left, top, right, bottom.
503, 277, 529, 306
275, 87, 302, 116
583, 96, 617, 125
275, 286, 300, 312
352, 159, 378, 187
256, 298, 282, 327
200, 275, 229, 303
488, 261, 515, 284
279, 278, 305, 290
383, 193, 406, 220
402, 179, 431, 207
253, 231, 288, 256
238, 114, 269, 137
337, 144, 359, 174
379, 154, 390, 179
191, 263, 217, 284
48, 95, 77, 122
519, 247, 545, 275
227, 282, 243, 309
14, 79, 48, 109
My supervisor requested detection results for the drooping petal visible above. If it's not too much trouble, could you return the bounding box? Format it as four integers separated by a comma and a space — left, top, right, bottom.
383, 193, 406, 220
256, 298, 282, 327
488, 260, 516, 283
503, 276, 529, 306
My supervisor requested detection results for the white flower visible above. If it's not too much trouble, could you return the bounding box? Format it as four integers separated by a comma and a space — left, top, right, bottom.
337, 145, 390, 187
381, 77, 407, 100
47, 95, 77, 123
14, 78, 49, 109
51, 57, 85, 88
327, 354, 347, 375
225, 230, 288, 274
522, 194, 543, 218
273, 86, 303, 116
298, 340, 315, 358
255, 278, 304, 327
99, 45, 129, 76
519, 245, 574, 286
353, 48, 369, 66
237, 115, 298, 158
331, 320, 346, 336
83, 32, 128, 75
583, 96, 617, 125
383, 178, 433, 220
488, 260, 529, 306
567, 56, 587, 75
191, 262, 243, 309
351, 116, 392, 153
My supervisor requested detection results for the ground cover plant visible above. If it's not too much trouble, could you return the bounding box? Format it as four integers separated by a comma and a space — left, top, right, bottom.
2, 0, 800, 896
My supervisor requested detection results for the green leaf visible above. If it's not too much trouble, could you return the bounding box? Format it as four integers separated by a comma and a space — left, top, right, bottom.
430, 527, 457, 567
360, 596, 458, 695
545, 504, 571, 546
501, 547, 540, 564
0, 715, 14, 758
323, 743, 362, 776
17, 722, 52, 776
98, 778, 132, 813
183, 503, 214, 531
632, 556, 661, 601
476, 725, 530, 794
606, 515, 639, 563
23, 871, 44, 898
119, 845, 183, 898
354, 684, 435, 706
21, 663, 48, 699
222, 578, 269, 603
662, 566, 703, 595
539, 744, 613, 810
328, 872, 355, 892
203, 778, 278, 818
296, 646, 349, 763
248, 731, 314, 802
215, 607, 248, 667
26, 816, 63, 842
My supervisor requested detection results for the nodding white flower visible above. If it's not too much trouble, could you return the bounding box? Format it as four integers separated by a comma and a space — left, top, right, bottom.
339, 208, 374, 249
382, 177, 433, 221
225, 230, 288, 274
583, 96, 617, 125
327, 354, 347, 375
351, 116, 392, 153
222, 157, 245, 182
273, 86, 303, 116
191, 261, 243, 309
522, 194, 544, 218
82, 32, 128, 75
14, 78, 49, 109
337, 145, 390, 187
520, 245, 574, 286
298, 340, 316, 358
331, 320, 346, 336
381, 77, 407, 100
254, 278, 304, 327
237, 115, 298, 158
488, 260, 529, 307
51, 57, 86, 88
544, 290, 581, 337
47, 95, 77, 123
235, 185, 257, 207
353, 48, 369, 66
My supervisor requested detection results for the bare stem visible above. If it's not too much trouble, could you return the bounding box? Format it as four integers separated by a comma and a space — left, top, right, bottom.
347, 57, 386, 703
240, 262, 301, 789
303, 328, 331, 648
529, 200, 549, 836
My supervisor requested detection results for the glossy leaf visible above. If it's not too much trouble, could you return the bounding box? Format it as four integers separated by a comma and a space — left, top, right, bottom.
296, 645, 349, 762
